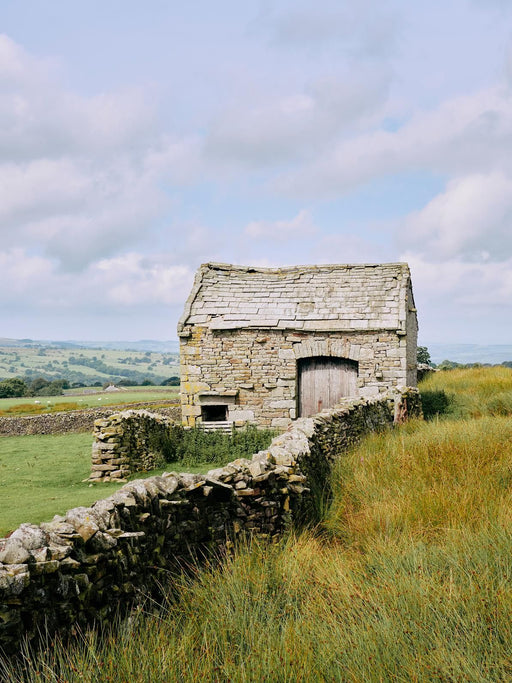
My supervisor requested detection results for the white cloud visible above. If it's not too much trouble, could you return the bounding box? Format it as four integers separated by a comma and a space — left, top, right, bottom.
276, 85, 512, 196
0, 35, 202, 273
0, 157, 168, 270
0, 248, 195, 311
265, 0, 400, 59
93, 254, 194, 306
204, 70, 390, 167
0, 35, 155, 162
0, 249, 54, 296
400, 173, 512, 262
313, 233, 393, 264
401, 251, 512, 342
245, 209, 317, 240
408, 253, 512, 308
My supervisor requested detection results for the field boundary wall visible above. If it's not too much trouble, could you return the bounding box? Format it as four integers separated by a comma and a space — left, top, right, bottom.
0, 388, 421, 654
0, 403, 181, 437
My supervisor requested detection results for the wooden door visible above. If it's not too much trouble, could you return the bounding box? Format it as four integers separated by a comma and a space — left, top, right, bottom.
298, 356, 358, 417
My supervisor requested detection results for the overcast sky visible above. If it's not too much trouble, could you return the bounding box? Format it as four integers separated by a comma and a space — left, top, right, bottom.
2, 0, 512, 344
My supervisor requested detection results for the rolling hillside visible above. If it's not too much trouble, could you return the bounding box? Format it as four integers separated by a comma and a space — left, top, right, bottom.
0, 340, 179, 386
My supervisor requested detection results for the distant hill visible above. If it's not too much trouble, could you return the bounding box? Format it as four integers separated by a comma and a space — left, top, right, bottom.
67, 340, 180, 353
0, 338, 179, 353
0, 340, 180, 385
427, 344, 512, 365
2, 338, 511, 366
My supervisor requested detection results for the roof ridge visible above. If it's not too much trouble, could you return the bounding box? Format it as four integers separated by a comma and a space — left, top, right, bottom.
202, 262, 409, 273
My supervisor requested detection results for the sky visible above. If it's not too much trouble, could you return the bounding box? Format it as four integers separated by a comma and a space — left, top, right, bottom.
1, 0, 512, 345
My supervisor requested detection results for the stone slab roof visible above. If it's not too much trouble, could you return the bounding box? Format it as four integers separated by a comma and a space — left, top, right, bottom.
178, 262, 415, 335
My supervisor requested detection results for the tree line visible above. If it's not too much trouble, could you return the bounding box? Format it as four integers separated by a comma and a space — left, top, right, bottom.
0, 375, 180, 398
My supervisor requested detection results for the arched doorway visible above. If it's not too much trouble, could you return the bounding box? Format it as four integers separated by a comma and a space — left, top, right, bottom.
297, 356, 358, 417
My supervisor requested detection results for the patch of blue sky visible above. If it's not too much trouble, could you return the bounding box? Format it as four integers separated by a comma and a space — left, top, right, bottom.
312, 171, 447, 234
167, 184, 300, 231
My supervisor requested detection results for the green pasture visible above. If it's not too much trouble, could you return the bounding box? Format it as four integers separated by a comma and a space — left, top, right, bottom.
0, 387, 179, 415
0, 433, 205, 537
0, 433, 118, 536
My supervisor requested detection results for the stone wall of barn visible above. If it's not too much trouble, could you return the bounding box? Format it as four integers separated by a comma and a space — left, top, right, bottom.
406, 287, 419, 387
180, 327, 410, 428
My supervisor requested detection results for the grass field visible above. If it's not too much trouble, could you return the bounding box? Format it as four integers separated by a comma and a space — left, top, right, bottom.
3, 367, 512, 681
0, 387, 179, 415
0, 433, 119, 536
420, 365, 512, 418
0, 433, 208, 537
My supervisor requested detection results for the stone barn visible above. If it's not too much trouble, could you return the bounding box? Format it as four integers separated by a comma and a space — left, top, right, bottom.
178, 262, 418, 429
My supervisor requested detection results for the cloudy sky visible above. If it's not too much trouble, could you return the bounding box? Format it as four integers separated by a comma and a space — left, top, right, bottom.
2, 0, 512, 345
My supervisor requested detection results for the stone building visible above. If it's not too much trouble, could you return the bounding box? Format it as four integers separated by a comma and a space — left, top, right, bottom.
178, 262, 418, 429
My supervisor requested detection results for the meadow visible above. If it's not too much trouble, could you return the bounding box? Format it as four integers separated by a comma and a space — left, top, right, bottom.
0, 433, 122, 537
2, 367, 512, 681
419, 365, 512, 419
0, 426, 275, 537
0, 386, 179, 416
0, 433, 200, 537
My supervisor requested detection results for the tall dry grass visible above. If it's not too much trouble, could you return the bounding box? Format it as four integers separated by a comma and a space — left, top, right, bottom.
420, 365, 512, 418
325, 416, 512, 549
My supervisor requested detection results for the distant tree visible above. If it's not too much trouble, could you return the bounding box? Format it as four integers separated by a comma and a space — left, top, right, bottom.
39, 383, 63, 396
29, 377, 66, 396
437, 359, 460, 370
141, 378, 154, 386
161, 376, 180, 386
0, 377, 28, 398
417, 346, 432, 365
52, 379, 70, 390
30, 377, 50, 394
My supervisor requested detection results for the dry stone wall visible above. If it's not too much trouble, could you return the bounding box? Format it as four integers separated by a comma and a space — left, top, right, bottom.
0, 403, 180, 437
0, 388, 421, 655
91, 410, 184, 482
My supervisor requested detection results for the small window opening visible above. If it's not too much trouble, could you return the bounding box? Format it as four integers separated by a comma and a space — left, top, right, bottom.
201, 404, 228, 422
